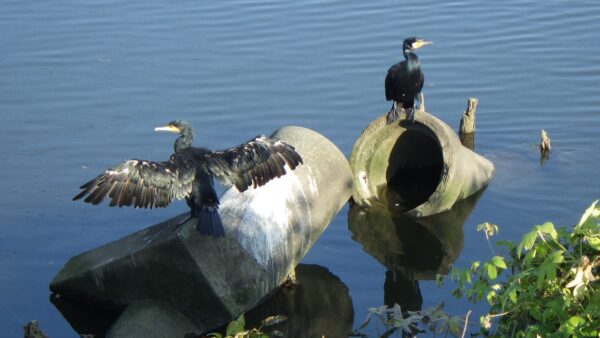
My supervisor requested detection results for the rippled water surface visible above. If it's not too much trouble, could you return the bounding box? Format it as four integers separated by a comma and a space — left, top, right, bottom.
1, 0, 599, 336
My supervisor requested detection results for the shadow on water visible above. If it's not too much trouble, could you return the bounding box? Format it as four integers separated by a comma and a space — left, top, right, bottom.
348, 190, 484, 311
49, 263, 353, 338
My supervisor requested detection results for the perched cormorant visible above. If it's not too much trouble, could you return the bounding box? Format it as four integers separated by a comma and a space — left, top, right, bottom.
73, 120, 303, 237
385, 37, 431, 124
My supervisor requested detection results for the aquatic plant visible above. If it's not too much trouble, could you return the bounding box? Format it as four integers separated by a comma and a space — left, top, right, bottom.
351, 201, 599, 337
443, 200, 599, 337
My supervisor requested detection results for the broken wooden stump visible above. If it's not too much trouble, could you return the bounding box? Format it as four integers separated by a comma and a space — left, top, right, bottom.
540, 129, 551, 165
459, 98, 478, 150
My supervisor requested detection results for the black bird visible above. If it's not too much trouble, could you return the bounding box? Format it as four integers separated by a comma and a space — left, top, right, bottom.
73, 120, 303, 237
385, 37, 431, 124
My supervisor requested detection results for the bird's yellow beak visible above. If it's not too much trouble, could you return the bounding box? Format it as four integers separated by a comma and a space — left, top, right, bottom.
154, 125, 181, 133
413, 39, 432, 49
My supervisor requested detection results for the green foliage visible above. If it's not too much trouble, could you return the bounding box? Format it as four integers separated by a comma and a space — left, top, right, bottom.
208, 314, 286, 338
447, 200, 600, 337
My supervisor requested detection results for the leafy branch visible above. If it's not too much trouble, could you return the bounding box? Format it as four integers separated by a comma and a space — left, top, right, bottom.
445, 200, 600, 337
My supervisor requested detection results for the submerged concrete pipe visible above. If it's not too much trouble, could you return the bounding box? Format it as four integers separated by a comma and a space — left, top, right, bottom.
349, 112, 494, 217
50, 126, 352, 337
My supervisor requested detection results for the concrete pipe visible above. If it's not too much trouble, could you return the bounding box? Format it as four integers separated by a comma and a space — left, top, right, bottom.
349, 112, 494, 217
50, 126, 353, 337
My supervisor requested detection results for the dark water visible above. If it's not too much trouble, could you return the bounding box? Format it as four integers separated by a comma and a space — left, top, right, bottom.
1, 0, 599, 336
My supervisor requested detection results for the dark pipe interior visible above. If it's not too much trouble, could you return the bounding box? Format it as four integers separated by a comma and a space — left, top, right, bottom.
384, 128, 444, 211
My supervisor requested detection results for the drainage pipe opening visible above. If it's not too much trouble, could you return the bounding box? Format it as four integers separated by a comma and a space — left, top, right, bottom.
385, 128, 444, 211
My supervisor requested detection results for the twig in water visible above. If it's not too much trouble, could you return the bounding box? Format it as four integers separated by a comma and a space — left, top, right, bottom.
461, 310, 472, 338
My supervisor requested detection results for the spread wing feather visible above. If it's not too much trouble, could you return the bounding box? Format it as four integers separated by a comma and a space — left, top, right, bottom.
73, 157, 195, 208
200, 135, 303, 192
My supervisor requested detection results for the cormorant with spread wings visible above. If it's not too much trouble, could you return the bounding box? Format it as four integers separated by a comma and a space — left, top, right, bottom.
73, 120, 303, 237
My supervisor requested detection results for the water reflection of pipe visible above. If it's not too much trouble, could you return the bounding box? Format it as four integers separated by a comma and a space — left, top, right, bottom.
244, 264, 354, 338
50, 264, 355, 338
348, 191, 484, 310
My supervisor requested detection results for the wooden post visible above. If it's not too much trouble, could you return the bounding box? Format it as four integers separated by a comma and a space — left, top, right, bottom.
459, 98, 478, 150
540, 129, 551, 152
540, 129, 551, 166
459, 98, 478, 134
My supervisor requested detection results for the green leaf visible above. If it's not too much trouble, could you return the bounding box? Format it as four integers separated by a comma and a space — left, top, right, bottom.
261, 315, 287, 327
491, 256, 508, 269
535, 251, 563, 288
496, 240, 514, 251
508, 288, 517, 304
538, 222, 558, 240
548, 250, 565, 264
485, 263, 498, 280
588, 237, 600, 251
558, 316, 586, 335
530, 305, 543, 321
249, 333, 270, 338
226, 314, 246, 336
576, 200, 598, 228
446, 317, 462, 337
462, 270, 472, 284
486, 290, 496, 305
518, 230, 537, 257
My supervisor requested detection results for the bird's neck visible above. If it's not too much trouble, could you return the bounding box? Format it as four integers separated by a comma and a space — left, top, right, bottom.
403, 50, 420, 71
174, 132, 193, 152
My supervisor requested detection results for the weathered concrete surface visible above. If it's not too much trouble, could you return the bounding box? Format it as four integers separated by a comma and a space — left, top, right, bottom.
349, 112, 494, 217
50, 126, 352, 336
107, 300, 198, 338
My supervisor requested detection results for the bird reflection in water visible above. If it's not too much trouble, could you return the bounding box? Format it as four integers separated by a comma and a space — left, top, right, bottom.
348, 190, 484, 314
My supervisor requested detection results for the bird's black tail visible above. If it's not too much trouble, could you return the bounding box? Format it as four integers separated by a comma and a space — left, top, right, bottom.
196, 206, 225, 237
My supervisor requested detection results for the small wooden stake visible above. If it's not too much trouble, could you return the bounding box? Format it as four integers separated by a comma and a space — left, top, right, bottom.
540, 129, 551, 152
459, 98, 478, 134
540, 129, 551, 166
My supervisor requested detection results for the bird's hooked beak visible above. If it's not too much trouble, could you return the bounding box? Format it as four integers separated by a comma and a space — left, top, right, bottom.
154, 125, 181, 133
413, 39, 432, 49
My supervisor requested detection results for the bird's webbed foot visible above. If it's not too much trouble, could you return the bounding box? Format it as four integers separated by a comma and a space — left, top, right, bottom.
386, 102, 402, 124
407, 107, 416, 122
